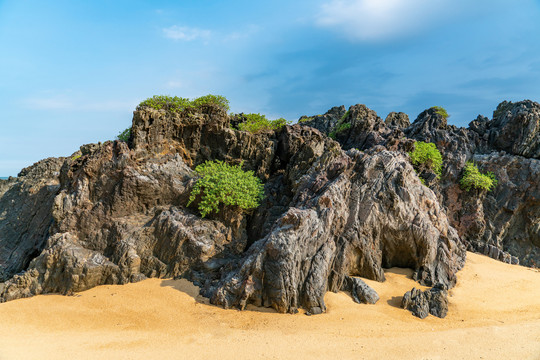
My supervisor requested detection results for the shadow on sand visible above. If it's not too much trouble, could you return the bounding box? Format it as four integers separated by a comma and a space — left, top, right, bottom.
159, 278, 279, 314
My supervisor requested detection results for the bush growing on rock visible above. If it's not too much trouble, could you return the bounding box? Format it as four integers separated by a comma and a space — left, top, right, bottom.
187, 160, 264, 218
408, 141, 443, 178
329, 110, 352, 139
117, 128, 131, 142
137, 94, 230, 113
237, 113, 289, 133
431, 106, 449, 119
460, 161, 498, 192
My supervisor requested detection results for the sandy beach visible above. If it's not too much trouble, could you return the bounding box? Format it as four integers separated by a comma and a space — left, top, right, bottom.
0, 252, 538, 360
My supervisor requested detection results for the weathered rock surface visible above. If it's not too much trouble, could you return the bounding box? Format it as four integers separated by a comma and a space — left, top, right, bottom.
1, 103, 465, 317
298, 106, 346, 135
401, 284, 449, 319
300, 100, 540, 267
342, 276, 379, 305
2, 97, 538, 317
0, 157, 63, 282
208, 148, 464, 314
385, 112, 410, 129
487, 100, 540, 159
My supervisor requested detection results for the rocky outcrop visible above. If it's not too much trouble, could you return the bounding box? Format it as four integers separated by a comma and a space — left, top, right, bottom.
298, 106, 346, 135
208, 148, 464, 314
0, 157, 63, 282
401, 284, 449, 319
342, 276, 379, 305
300, 100, 540, 267
385, 112, 410, 129
1, 103, 465, 317
487, 100, 540, 159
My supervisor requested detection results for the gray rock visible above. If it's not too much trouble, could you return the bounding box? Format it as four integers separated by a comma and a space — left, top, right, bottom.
385, 112, 410, 129
401, 284, 449, 319
298, 106, 346, 135
342, 276, 379, 304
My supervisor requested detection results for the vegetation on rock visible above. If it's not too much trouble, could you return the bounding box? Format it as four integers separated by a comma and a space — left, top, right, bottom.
187, 160, 264, 218
408, 141, 443, 178
460, 161, 498, 192
137, 94, 230, 113
431, 106, 449, 119
329, 110, 352, 139
298, 116, 314, 123
117, 128, 131, 142
237, 113, 289, 133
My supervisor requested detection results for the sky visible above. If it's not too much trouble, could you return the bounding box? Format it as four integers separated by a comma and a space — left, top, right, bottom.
1, 0, 540, 176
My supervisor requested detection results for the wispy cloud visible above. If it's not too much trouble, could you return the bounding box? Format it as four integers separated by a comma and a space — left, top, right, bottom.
162, 25, 211, 41
316, 0, 454, 42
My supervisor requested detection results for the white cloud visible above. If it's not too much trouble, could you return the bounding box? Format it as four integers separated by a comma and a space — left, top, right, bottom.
162, 25, 211, 41
316, 0, 453, 41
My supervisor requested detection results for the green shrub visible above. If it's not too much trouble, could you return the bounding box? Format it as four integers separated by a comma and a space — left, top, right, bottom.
117, 128, 131, 142
137, 94, 229, 112
460, 161, 498, 192
190, 94, 230, 111
327, 109, 352, 139
298, 116, 314, 123
329, 118, 352, 139
340, 110, 350, 122
237, 113, 289, 133
187, 160, 265, 218
408, 141, 443, 178
431, 106, 449, 119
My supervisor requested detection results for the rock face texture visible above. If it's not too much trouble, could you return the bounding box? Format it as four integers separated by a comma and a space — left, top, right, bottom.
301, 100, 540, 268
401, 284, 449, 319
0, 158, 63, 282
0, 102, 466, 317
1, 98, 538, 316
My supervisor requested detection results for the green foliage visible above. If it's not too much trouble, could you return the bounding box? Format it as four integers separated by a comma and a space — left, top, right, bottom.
460, 161, 498, 192
298, 116, 314, 123
137, 94, 230, 112
190, 94, 230, 111
329, 113, 352, 139
117, 128, 131, 142
71, 154, 81, 161
431, 106, 449, 119
408, 141, 443, 178
237, 113, 289, 133
187, 160, 265, 218
340, 110, 350, 122
329, 122, 351, 139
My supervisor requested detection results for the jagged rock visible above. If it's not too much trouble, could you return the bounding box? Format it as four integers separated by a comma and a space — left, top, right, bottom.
487, 100, 540, 159
298, 106, 346, 135
471, 153, 540, 266
342, 276, 379, 304
401, 284, 449, 319
335, 104, 391, 150
209, 148, 465, 313
0, 157, 63, 282
0, 232, 122, 302
385, 112, 410, 129
2, 97, 539, 317
131, 106, 277, 179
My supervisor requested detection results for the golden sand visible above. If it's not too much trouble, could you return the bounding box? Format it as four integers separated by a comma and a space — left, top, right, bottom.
0, 252, 539, 360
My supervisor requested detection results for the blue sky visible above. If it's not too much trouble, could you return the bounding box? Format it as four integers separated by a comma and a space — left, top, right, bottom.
1, 0, 540, 176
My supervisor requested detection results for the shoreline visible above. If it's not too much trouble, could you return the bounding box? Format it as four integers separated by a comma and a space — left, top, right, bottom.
0, 252, 538, 359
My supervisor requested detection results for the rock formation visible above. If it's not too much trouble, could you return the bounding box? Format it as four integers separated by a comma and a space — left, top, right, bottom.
401, 284, 449, 319
300, 100, 540, 268
0, 97, 538, 318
